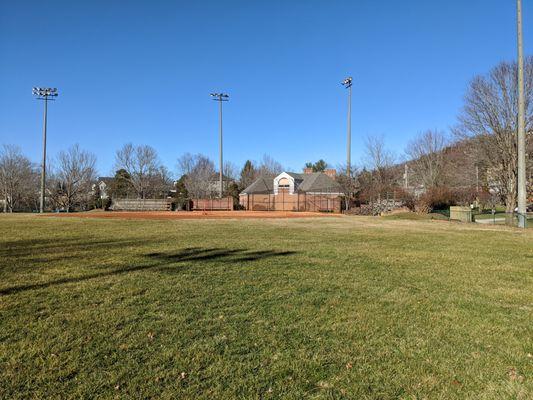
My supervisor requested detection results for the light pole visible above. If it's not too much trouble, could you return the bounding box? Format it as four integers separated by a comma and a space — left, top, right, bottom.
516, 0, 527, 228
33, 87, 58, 213
210, 93, 229, 198
342, 77, 353, 178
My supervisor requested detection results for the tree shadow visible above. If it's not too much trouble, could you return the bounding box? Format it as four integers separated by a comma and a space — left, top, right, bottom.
146, 247, 296, 263
0, 238, 150, 258
0, 247, 296, 296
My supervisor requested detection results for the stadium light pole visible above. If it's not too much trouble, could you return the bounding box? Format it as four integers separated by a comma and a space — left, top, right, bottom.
516, 0, 527, 228
342, 77, 353, 179
32, 87, 58, 213
210, 93, 229, 198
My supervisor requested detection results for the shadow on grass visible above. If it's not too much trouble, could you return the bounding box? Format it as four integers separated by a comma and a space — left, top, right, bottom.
0, 237, 150, 258
0, 247, 296, 296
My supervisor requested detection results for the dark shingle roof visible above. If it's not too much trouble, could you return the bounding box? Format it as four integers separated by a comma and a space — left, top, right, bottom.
286, 172, 305, 180
297, 173, 342, 192
241, 175, 274, 194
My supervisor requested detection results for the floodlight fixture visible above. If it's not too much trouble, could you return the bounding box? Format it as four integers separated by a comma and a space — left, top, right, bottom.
211, 93, 229, 101
342, 77, 353, 89
33, 87, 58, 99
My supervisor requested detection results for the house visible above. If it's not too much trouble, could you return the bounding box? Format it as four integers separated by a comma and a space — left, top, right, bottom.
206, 173, 235, 195
239, 168, 345, 212
92, 177, 114, 199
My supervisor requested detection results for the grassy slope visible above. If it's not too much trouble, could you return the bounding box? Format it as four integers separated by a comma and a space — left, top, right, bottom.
0, 215, 531, 399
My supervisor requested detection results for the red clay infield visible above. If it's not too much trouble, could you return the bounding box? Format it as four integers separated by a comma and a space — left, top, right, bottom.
44, 210, 341, 220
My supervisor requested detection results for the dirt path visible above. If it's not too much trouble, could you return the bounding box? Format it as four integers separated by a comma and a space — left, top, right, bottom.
43, 210, 342, 220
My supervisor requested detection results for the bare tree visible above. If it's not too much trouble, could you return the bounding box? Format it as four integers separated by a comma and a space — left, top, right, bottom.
364, 135, 395, 171
177, 153, 216, 198
177, 152, 195, 178
146, 165, 173, 198
363, 134, 397, 197
0, 145, 39, 212
258, 154, 283, 177
115, 143, 161, 198
336, 163, 359, 208
223, 161, 238, 181
51, 144, 97, 211
405, 130, 448, 189
455, 57, 533, 213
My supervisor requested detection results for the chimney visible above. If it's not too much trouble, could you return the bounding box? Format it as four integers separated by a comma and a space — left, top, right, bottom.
303, 167, 313, 174
325, 169, 336, 179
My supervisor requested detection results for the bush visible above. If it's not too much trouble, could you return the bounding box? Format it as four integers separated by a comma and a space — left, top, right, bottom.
416, 186, 455, 213
394, 188, 416, 211
103, 198, 112, 211
415, 186, 480, 214
453, 187, 478, 207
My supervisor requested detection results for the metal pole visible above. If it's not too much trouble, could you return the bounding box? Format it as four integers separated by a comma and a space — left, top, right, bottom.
517, 0, 527, 228
347, 84, 351, 178
476, 165, 479, 193
40, 96, 48, 213
219, 97, 223, 198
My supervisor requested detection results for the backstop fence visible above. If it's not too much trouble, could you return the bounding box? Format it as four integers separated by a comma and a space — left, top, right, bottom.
191, 197, 234, 211
110, 198, 172, 211
239, 190, 343, 213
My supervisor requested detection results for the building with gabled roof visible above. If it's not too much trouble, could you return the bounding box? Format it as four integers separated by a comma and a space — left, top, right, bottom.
240, 168, 344, 212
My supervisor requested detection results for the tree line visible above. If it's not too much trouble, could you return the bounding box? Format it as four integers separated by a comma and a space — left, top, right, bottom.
1, 57, 532, 212
353, 57, 532, 214
0, 141, 287, 212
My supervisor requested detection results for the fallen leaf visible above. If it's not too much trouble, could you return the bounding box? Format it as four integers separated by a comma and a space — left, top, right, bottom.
508, 368, 524, 382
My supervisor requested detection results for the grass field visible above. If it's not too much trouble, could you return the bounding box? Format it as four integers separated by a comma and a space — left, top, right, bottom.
0, 214, 532, 399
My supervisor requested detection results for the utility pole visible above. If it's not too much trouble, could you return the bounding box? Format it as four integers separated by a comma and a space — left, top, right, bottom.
517, 0, 527, 228
342, 77, 353, 178
210, 93, 229, 198
404, 164, 409, 189
32, 87, 58, 213
476, 165, 479, 193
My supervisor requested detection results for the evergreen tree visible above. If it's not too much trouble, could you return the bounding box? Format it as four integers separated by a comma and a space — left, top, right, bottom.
173, 175, 190, 210
110, 169, 134, 198
304, 159, 328, 172
239, 160, 256, 190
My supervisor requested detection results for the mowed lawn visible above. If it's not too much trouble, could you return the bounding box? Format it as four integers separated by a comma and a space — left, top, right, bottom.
0, 215, 531, 399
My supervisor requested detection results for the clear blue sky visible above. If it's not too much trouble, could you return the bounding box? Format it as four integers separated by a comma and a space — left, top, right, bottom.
0, 0, 531, 176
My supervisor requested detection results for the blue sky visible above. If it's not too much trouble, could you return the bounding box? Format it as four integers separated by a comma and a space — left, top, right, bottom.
0, 0, 531, 176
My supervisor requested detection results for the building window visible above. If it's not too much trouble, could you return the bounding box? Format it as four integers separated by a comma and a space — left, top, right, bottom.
278, 177, 290, 189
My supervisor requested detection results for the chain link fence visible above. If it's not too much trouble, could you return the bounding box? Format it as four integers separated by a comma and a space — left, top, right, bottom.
240, 190, 343, 213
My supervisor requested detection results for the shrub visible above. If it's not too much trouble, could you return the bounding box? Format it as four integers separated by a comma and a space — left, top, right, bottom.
453, 187, 478, 207
394, 188, 416, 211
416, 186, 455, 213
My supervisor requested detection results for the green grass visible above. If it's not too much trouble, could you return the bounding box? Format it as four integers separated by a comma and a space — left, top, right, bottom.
381, 211, 449, 221
474, 213, 506, 220
1, 214, 532, 399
